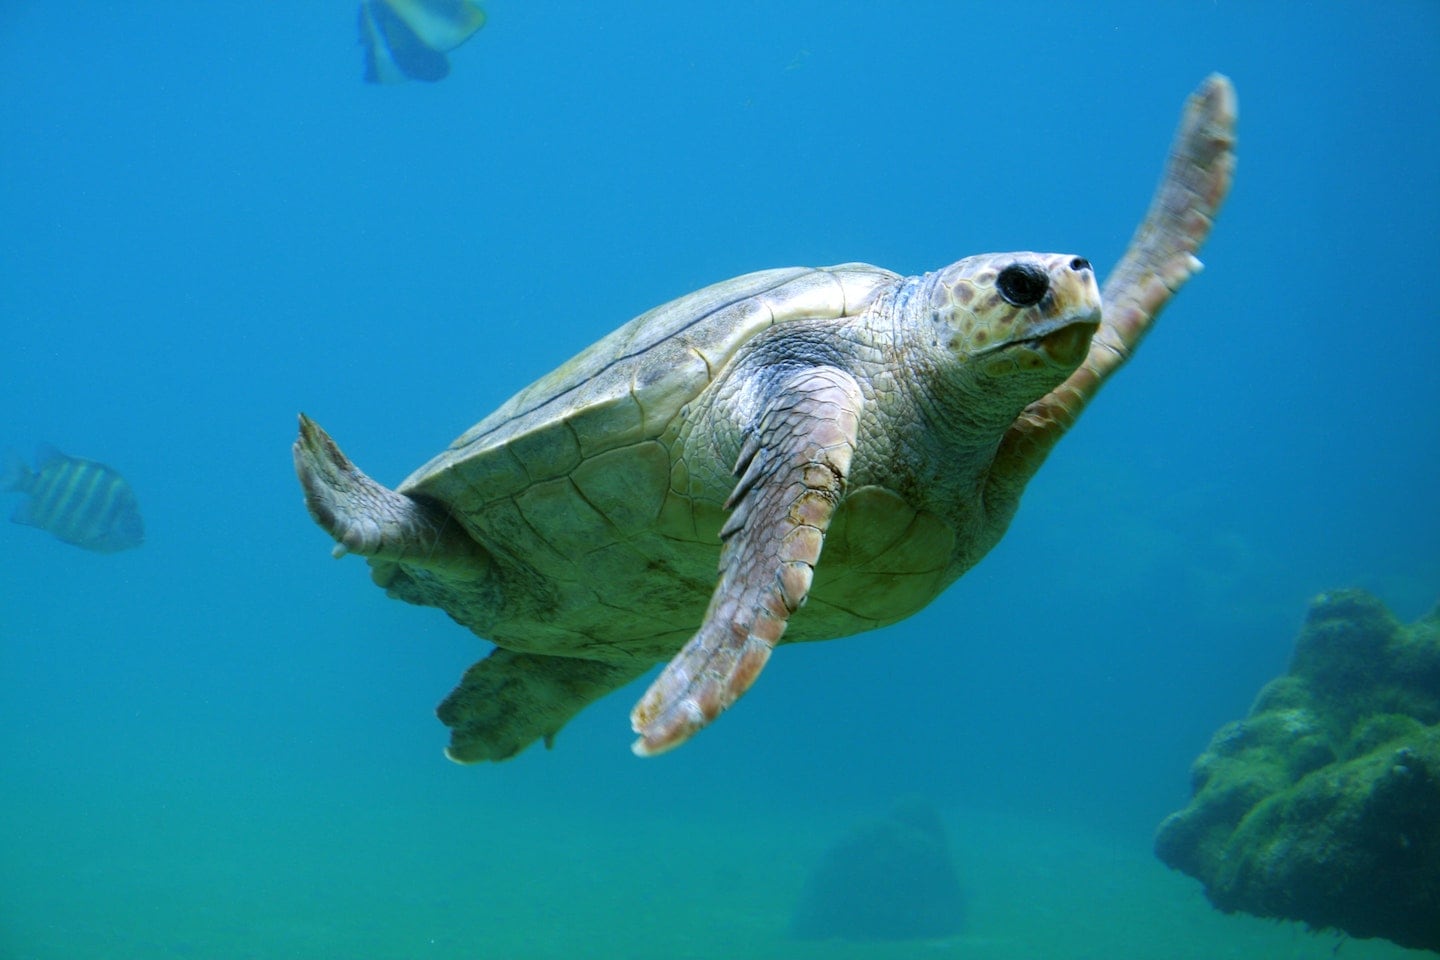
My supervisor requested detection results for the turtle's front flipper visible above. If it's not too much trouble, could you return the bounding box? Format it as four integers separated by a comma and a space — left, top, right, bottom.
991, 74, 1237, 498
630, 367, 864, 756
293, 413, 482, 568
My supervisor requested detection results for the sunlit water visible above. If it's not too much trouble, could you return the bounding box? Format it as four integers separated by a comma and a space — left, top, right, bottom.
2, 3, 1436, 957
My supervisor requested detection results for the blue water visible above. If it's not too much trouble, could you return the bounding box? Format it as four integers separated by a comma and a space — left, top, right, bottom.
2, 3, 1437, 958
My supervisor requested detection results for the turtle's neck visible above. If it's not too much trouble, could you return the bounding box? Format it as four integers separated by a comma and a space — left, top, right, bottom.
859, 276, 1067, 511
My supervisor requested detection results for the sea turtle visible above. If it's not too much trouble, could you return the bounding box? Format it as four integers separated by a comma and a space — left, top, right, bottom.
295, 75, 1236, 762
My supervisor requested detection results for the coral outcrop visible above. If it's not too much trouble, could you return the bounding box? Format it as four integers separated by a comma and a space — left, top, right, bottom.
1156, 589, 1440, 952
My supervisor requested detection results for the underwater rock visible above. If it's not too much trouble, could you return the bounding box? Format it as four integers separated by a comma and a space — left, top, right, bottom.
1155, 589, 1440, 953
790, 797, 964, 941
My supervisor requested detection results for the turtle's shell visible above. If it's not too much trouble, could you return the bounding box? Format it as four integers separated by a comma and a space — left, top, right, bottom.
399, 264, 897, 522
377, 263, 906, 660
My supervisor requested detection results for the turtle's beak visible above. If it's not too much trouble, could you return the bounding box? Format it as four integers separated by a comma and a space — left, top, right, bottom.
975, 309, 1099, 367
1032, 313, 1099, 366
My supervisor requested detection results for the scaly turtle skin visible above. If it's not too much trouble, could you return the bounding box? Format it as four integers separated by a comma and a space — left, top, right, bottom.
295, 75, 1236, 762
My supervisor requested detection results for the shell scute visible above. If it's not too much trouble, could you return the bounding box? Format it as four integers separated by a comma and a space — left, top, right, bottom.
505, 418, 582, 483
802, 486, 957, 626
475, 496, 569, 569
569, 440, 671, 537
567, 390, 645, 457
447, 441, 529, 503
514, 477, 614, 559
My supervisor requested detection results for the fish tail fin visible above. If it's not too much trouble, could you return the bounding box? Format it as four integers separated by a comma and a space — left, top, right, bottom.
2, 451, 32, 492
387, 0, 486, 52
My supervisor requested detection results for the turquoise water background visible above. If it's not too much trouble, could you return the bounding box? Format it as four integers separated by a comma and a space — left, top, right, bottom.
2, 3, 1437, 957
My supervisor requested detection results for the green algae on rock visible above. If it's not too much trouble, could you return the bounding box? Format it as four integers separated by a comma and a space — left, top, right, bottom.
1155, 589, 1440, 953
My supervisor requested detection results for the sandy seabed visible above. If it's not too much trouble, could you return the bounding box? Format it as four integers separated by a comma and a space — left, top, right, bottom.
1, 769, 1427, 960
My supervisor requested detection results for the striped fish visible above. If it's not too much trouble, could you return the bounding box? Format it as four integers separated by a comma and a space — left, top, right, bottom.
3, 445, 144, 553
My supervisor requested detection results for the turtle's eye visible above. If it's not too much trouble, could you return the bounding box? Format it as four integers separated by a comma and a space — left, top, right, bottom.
996, 263, 1049, 307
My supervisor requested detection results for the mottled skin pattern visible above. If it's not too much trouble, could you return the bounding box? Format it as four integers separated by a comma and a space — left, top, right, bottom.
295, 75, 1236, 762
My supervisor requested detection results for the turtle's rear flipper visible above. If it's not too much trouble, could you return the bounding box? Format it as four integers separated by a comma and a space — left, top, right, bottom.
630, 366, 864, 756
439, 650, 649, 762
293, 413, 480, 567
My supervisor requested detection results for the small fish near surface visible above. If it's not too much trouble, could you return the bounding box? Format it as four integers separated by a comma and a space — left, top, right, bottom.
358, 0, 487, 84
3, 445, 145, 553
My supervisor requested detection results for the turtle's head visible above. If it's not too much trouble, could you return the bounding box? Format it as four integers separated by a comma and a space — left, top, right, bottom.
926, 252, 1100, 379
902, 251, 1100, 437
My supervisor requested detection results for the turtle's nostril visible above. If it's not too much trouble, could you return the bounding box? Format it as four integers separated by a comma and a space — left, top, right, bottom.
1069, 257, 1092, 273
